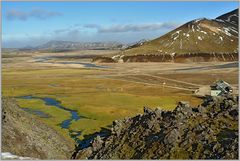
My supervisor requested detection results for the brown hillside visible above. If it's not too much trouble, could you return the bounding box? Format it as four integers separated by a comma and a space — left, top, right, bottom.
95, 9, 238, 63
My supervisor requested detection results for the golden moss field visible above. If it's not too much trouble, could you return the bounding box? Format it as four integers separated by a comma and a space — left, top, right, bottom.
2, 50, 238, 144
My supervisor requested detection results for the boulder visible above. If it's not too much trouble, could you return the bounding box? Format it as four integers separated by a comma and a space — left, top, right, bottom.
143, 107, 153, 115
164, 128, 180, 145
92, 136, 103, 151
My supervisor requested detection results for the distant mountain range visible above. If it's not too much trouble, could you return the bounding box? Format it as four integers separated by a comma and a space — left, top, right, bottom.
95, 9, 238, 63
20, 39, 153, 52
36, 41, 124, 51
19, 41, 124, 51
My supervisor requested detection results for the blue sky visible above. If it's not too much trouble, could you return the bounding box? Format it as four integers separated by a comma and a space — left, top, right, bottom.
2, 1, 238, 48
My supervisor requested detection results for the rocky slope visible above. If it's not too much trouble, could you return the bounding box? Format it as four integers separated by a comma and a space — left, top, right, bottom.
1, 97, 73, 159
95, 9, 238, 63
74, 95, 238, 159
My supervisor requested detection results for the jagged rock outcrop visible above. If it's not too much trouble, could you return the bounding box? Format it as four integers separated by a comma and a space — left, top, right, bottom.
74, 95, 238, 159
1, 97, 73, 159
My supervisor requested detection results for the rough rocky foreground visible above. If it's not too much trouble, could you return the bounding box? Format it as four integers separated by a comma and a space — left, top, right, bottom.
1, 97, 73, 159
75, 95, 239, 159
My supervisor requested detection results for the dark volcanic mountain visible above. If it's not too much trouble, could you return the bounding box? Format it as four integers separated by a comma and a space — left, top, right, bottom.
216, 9, 238, 29
74, 95, 238, 159
95, 9, 238, 63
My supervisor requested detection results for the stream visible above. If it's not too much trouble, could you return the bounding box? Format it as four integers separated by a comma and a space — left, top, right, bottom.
34, 56, 109, 69
17, 95, 110, 148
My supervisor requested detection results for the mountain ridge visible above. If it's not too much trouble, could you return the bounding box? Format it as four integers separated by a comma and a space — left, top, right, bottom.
94, 9, 239, 63
20, 40, 124, 51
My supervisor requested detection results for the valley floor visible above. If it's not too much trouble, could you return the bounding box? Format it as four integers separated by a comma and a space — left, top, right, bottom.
2, 50, 238, 147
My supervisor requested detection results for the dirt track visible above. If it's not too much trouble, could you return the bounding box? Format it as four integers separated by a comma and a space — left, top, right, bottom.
3, 50, 238, 95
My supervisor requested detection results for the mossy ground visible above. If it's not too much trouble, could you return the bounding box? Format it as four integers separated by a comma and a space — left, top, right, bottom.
3, 67, 201, 141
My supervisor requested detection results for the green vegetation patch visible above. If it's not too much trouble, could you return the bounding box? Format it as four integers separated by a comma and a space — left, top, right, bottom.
16, 98, 72, 143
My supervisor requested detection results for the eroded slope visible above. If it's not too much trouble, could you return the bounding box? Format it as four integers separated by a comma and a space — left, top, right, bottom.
1, 97, 73, 159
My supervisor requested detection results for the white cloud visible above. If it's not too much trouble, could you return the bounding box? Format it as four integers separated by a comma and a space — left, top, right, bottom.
83, 22, 180, 33
6, 9, 62, 21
